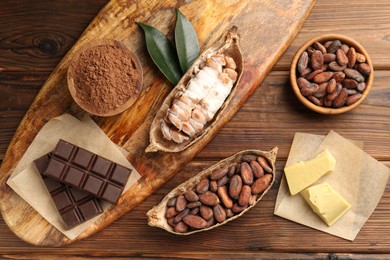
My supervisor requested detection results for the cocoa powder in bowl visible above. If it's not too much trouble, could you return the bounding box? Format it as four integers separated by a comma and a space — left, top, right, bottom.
68, 40, 143, 116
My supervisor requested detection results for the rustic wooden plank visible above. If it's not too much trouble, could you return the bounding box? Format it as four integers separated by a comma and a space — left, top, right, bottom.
1, 70, 389, 161
0, 0, 109, 71
0, 160, 389, 252
275, 0, 390, 70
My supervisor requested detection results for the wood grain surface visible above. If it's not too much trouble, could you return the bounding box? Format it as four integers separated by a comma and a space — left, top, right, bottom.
0, 0, 389, 258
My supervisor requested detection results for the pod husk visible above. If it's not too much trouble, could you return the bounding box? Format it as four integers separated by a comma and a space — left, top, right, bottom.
146, 147, 278, 235
146, 26, 243, 153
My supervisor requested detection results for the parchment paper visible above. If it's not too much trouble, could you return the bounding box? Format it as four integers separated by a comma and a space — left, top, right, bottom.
7, 114, 141, 240
274, 131, 389, 241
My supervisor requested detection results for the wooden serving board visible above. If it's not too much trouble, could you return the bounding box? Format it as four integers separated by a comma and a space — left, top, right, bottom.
0, 0, 315, 246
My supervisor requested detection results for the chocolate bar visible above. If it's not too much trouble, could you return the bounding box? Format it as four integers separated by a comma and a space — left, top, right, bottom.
43, 140, 131, 204
34, 154, 103, 229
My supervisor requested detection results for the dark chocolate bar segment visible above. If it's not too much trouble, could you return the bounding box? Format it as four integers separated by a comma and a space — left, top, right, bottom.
34, 153, 103, 229
43, 140, 131, 204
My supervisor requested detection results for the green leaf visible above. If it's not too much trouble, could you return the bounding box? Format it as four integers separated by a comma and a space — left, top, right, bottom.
175, 8, 200, 73
137, 22, 182, 85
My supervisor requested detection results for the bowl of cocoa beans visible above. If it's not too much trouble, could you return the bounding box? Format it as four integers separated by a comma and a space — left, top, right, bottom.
290, 34, 373, 114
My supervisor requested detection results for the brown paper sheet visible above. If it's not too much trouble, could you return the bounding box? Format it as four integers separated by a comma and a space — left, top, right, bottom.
7, 114, 141, 240
274, 131, 389, 241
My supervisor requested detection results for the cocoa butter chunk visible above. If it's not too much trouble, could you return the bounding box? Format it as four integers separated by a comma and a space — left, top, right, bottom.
284, 149, 336, 195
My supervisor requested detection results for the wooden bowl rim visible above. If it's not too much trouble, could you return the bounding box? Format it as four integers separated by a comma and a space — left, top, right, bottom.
67, 39, 143, 117
290, 34, 374, 115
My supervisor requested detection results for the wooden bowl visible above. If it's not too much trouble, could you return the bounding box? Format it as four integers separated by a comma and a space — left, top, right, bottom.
290, 34, 374, 114
67, 39, 143, 117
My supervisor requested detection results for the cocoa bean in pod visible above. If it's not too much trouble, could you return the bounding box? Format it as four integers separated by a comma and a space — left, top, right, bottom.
249, 195, 257, 206
174, 222, 189, 233
346, 93, 362, 105
326, 79, 337, 94
327, 40, 342, 54
333, 88, 348, 108
357, 63, 371, 77
213, 204, 227, 223
205, 217, 215, 228
347, 47, 357, 68
344, 68, 364, 83
189, 207, 199, 215
217, 175, 230, 187
231, 203, 246, 213
238, 185, 251, 207
229, 175, 242, 199
336, 48, 348, 66
323, 53, 336, 63
200, 205, 213, 220
311, 50, 324, 70
167, 197, 176, 207
356, 52, 366, 63
313, 41, 326, 54
298, 51, 309, 73
227, 165, 236, 177
196, 178, 209, 194
342, 79, 358, 89
313, 72, 334, 84
167, 217, 176, 227
174, 208, 190, 224
184, 190, 199, 202
217, 186, 233, 209
332, 71, 345, 82
226, 208, 234, 218
199, 191, 220, 206
328, 61, 346, 72
210, 168, 229, 180
250, 160, 264, 178
241, 154, 257, 162
176, 194, 187, 212
183, 215, 207, 229
252, 174, 273, 195
165, 207, 178, 218
209, 180, 218, 193
240, 162, 254, 185
187, 201, 202, 209
257, 156, 272, 173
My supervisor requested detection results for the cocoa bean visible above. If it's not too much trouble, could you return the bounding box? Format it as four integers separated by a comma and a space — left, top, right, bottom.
327, 79, 337, 94
189, 207, 199, 215
340, 44, 350, 54
165, 207, 178, 218
229, 175, 242, 199
308, 95, 322, 106
210, 168, 228, 180
300, 67, 312, 77
306, 70, 323, 81
307, 46, 316, 56
347, 89, 358, 95
184, 190, 199, 202
320, 64, 328, 71
250, 160, 264, 178
323, 53, 336, 63
336, 48, 348, 66
342, 79, 358, 89
311, 50, 324, 70
174, 208, 190, 223
298, 51, 309, 73
240, 162, 254, 185
227, 165, 236, 177
241, 154, 257, 162
346, 94, 362, 105
301, 84, 318, 97
199, 191, 219, 206
213, 204, 227, 223
174, 222, 189, 233
226, 208, 234, 218
323, 96, 333, 107
251, 174, 272, 195
249, 195, 257, 206
313, 41, 327, 54
176, 194, 187, 212
257, 156, 272, 173
332, 71, 345, 82
200, 205, 213, 220
205, 217, 215, 228
209, 180, 218, 193
327, 83, 342, 101
357, 82, 366, 92
357, 63, 371, 77
217, 175, 230, 187
167, 217, 176, 227
231, 203, 246, 213
313, 72, 334, 83
347, 47, 356, 68
314, 82, 328, 98
333, 88, 348, 108
167, 197, 177, 207
344, 68, 364, 82
217, 186, 233, 209
187, 201, 202, 209
183, 215, 207, 229
196, 178, 209, 194
327, 40, 342, 54
356, 52, 366, 63
238, 185, 251, 207
328, 61, 346, 72
323, 40, 333, 48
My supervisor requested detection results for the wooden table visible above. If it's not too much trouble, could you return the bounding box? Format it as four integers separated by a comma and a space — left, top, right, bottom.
0, 0, 389, 258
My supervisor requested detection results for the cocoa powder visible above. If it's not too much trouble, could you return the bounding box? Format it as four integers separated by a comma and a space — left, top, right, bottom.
73, 44, 140, 114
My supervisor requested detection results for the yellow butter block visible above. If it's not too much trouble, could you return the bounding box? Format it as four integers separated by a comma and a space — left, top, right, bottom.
301, 182, 351, 226
284, 149, 336, 195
